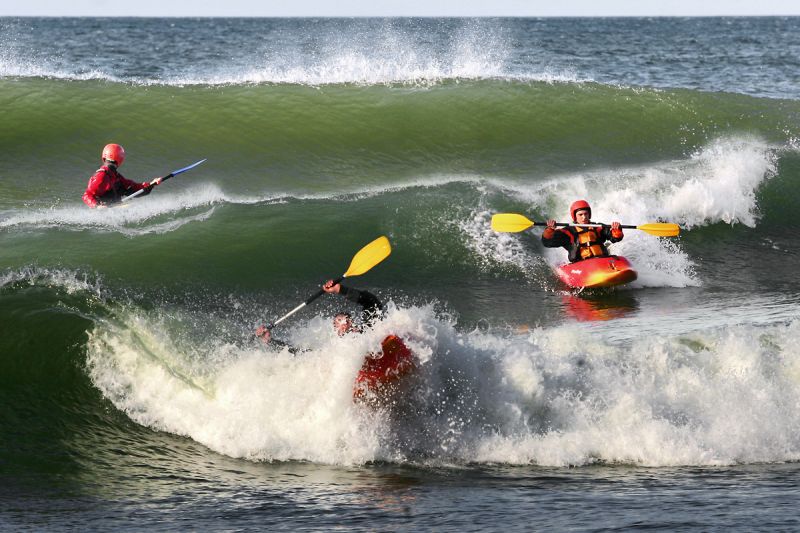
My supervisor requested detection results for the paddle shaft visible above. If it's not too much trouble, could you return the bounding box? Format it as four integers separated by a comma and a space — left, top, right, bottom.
542, 221, 680, 237
122, 159, 206, 202
491, 213, 679, 237
551, 222, 630, 229
122, 172, 174, 202
266, 276, 344, 329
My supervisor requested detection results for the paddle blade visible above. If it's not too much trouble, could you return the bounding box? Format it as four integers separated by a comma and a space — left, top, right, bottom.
491, 213, 535, 233
170, 158, 207, 177
637, 223, 681, 237
343, 236, 392, 278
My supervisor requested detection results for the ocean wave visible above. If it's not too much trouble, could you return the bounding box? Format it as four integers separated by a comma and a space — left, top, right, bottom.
5, 263, 799, 468
2, 17, 799, 100
83, 297, 800, 467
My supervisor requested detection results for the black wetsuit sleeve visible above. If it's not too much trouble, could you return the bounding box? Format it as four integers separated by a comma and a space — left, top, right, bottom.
338, 285, 384, 327
541, 229, 572, 248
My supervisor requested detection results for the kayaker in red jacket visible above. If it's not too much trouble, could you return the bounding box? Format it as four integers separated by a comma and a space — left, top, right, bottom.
542, 200, 624, 263
82, 144, 162, 208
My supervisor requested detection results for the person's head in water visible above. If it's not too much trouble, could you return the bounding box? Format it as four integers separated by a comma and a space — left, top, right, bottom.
333, 312, 361, 336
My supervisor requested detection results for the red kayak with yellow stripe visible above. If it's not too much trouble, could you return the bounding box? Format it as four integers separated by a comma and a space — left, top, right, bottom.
555, 255, 637, 289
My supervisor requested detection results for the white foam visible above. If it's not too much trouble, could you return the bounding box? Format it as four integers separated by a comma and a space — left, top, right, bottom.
84, 299, 800, 467
0, 184, 283, 236
1, 22, 584, 87
0, 53, 117, 82
662, 137, 778, 228
0, 265, 102, 296
85, 304, 439, 464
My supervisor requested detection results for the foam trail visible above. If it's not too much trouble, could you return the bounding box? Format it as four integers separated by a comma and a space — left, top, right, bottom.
0, 184, 289, 236
459, 188, 547, 279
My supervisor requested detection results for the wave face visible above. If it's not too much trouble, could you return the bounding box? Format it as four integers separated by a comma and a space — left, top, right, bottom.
2, 77, 797, 205
2, 18, 800, 479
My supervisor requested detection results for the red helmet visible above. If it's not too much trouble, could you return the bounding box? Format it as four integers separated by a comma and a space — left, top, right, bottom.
569, 200, 591, 222
101, 144, 125, 166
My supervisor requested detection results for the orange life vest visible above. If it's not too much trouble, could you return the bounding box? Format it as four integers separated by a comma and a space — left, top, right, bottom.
576, 227, 606, 260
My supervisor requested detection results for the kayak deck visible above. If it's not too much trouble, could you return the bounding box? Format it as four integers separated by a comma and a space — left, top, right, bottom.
555, 255, 637, 289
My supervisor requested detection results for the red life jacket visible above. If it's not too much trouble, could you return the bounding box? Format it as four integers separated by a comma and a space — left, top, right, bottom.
555, 226, 609, 262
82, 165, 144, 207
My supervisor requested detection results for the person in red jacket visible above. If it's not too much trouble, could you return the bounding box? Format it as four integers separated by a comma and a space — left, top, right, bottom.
541, 200, 624, 263
82, 144, 162, 208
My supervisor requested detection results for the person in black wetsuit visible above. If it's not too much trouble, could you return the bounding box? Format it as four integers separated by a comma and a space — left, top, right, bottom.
255, 279, 384, 346
323, 279, 384, 335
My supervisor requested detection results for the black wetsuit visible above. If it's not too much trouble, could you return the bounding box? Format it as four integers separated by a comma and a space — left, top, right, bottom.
337, 285, 384, 327
265, 285, 383, 352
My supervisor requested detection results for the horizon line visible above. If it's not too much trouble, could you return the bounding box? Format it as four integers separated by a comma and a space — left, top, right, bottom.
2, 14, 800, 18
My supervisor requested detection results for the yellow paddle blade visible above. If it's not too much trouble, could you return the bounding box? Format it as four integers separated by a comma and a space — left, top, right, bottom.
637, 223, 681, 237
343, 236, 392, 278
491, 213, 535, 233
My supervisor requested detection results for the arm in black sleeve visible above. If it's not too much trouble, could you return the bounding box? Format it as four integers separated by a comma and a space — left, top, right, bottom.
542, 228, 573, 248
338, 285, 384, 326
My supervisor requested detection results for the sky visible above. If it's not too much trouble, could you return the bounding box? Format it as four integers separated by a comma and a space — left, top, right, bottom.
2, 0, 800, 17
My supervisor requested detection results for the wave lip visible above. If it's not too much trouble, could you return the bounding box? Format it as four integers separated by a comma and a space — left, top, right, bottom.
3, 17, 800, 98
0, 17, 582, 87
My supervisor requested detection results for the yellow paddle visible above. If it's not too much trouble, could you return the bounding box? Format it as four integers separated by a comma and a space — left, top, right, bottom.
266, 236, 392, 330
491, 213, 680, 237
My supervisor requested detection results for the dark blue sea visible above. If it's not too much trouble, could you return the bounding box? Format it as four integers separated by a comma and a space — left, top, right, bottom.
2, 17, 800, 530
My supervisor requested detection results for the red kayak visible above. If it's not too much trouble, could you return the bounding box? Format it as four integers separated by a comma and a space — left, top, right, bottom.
555, 255, 637, 289
353, 335, 415, 401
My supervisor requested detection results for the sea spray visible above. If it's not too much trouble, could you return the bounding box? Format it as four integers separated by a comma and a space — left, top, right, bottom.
465, 136, 778, 289
78, 286, 800, 467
